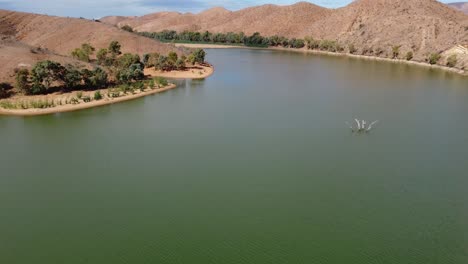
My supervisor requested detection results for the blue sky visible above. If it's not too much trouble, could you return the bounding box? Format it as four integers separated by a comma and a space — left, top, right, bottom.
0, 0, 458, 19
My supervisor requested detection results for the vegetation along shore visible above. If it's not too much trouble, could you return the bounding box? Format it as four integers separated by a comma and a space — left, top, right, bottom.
0, 41, 212, 116
140, 30, 466, 76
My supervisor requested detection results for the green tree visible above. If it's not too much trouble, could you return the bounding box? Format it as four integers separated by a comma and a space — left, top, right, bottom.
62, 65, 82, 90
192, 49, 206, 64
175, 58, 186, 70
446, 54, 457, 68
97, 48, 112, 66
168, 51, 178, 64
108, 41, 122, 57
117, 53, 141, 69
428, 53, 441, 65
82, 68, 108, 88
30, 60, 65, 94
116, 64, 144, 83
71, 43, 95, 62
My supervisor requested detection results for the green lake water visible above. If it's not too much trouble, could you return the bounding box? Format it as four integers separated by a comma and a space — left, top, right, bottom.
1, 49, 467, 263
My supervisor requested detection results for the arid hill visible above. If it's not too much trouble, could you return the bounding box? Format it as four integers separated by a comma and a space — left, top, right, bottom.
304, 0, 468, 60
448, 2, 468, 14
0, 9, 183, 83
109, 2, 331, 37
108, 0, 467, 63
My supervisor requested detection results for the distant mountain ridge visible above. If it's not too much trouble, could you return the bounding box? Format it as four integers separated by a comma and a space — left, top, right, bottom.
448, 1, 468, 14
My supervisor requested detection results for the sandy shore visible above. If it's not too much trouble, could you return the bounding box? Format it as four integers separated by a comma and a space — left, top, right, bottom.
0, 84, 176, 116
144, 64, 214, 79
175, 43, 245, 49
176, 43, 467, 76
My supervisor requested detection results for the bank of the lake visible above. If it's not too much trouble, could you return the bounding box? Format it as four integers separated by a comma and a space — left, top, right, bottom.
176, 43, 468, 76
0, 84, 176, 116
144, 64, 214, 79
0, 64, 214, 116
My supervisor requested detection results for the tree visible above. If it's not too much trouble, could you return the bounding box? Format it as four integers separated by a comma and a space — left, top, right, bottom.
175, 58, 186, 70
446, 54, 457, 68
97, 48, 111, 66
121, 25, 133, 32
428, 53, 441, 65
15, 68, 30, 93
117, 63, 144, 83
192, 49, 206, 64
405, 51, 413, 61
168, 51, 178, 64
108, 41, 122, 57
82, 67, 108, 88
30, 60, 65, 94
117, 53, 141, 69
62, 65, 82, 90
71, 43, 95, 62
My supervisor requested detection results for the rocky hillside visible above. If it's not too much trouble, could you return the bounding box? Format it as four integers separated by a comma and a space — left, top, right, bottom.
105, 0, 467, 66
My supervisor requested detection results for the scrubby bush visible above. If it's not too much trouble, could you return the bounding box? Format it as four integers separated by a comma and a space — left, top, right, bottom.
155, 77, 168, 87
428, 53, 441, 65
94, 90, 103, 100
121, 25, 133, 32
446, 54, 457, 68
71, 43, 95, 62
405, 51, 413, 61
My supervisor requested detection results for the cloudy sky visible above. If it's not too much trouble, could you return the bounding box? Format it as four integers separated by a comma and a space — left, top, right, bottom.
0, 0, 457, 19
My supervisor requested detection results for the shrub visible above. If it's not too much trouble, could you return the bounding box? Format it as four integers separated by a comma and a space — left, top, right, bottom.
76, 91, 83, 99
148, 79, 155, 89
71, 43, 95, 62
392, 45, 401, 59
94, 90, 103, 100
446, 54, 457, 68
428, 53, 441, 65
155, 77, 168, 87
121, 25, 133, 32
70, 97, 79, 104
82, 96, 91, 103
405, 51, 413, 61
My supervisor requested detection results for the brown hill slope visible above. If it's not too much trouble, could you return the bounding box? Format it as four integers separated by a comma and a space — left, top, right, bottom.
112, 2, 331, 38
304, 0, 468, 59
0, 9, 182, 56
0, 9, 183, 83
448, 2, 468, 14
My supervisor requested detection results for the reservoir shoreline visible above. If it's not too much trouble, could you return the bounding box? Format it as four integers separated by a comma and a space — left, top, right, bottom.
176, 43, 468, 77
